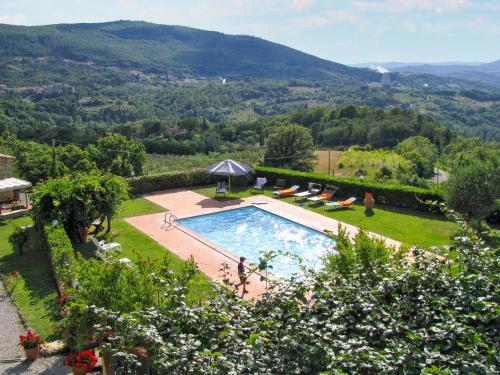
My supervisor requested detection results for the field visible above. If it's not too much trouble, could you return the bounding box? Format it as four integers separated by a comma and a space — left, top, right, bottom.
315, 149, 409, 180
144, 150, 264, 175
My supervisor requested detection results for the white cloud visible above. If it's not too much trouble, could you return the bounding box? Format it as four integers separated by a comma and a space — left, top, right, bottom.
293, 10, 362, 28
290, 0, 315, 11
354, 0, 470, 14
0, 13, 27, 24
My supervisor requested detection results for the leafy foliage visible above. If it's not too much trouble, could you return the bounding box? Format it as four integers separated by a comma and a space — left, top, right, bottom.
127, 169, 218, 195
43, 224, 76, 288
395, 136, 438, 178
87, 134, 146, 177
32, 173, 129, 239
65, 214, 499, 374
264, 124, 316, 171
445, 161, 500, 221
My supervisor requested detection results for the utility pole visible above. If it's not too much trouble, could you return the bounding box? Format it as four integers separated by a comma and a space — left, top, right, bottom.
51, 139, 56, 177
328, 149, 331, 176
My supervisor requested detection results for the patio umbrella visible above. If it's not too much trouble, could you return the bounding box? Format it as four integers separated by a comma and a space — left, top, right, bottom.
206, 159, 254, 190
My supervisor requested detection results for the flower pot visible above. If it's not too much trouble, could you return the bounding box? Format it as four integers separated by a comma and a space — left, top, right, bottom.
363, 193, 375, 210
72, 366, 88, 375
24, 346, 40, 360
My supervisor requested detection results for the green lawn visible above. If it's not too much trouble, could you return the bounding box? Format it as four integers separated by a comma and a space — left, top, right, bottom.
0, 217, 61, 341
192, 186, 458, 249
75, 197, 215, 302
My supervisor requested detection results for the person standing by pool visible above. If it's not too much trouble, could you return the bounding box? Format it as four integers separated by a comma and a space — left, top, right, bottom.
237, 257, 248, 295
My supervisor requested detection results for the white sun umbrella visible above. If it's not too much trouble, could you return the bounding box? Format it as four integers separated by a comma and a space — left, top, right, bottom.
206, 159, 254, 190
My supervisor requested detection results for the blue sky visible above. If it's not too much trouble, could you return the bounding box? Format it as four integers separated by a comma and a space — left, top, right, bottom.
1, 0, 499, 64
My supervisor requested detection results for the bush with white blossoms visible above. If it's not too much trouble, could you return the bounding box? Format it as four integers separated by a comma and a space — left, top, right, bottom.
65, 209, 499, 374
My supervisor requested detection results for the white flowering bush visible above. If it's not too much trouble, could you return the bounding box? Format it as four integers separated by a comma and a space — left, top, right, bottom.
66, 210, 499, 374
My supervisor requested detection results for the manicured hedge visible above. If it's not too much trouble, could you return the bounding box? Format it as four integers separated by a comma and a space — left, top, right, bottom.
127, 167, 443, 211
128, 169, 219, 195
255, 166, 443, 211
43, 224, 76, 289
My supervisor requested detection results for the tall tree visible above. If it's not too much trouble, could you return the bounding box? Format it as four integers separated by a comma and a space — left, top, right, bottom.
445, 161, 500, 225
395, 136, 437, 178
87, 134, 146, 177
264, 124, 316, 171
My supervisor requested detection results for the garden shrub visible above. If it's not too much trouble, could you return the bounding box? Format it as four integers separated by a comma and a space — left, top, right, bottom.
127, 169, 253, 195
9, 225, 29, 255
70, 214, 499, 374
127, 169, 216, 195
43, 224, 76, 289
255, 166, 442, 211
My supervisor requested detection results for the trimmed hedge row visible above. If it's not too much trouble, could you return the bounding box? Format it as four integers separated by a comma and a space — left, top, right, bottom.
126, 166, 443, 211
127, 169, 218, 195
43, 224, 76, 290
255, 166, 443, 211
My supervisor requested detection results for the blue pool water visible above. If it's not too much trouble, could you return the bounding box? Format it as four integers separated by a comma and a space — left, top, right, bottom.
179, 206, 336, 278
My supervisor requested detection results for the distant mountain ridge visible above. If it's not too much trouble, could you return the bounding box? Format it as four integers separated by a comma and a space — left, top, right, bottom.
0, 20, 380, 82
353, 60, 500, 86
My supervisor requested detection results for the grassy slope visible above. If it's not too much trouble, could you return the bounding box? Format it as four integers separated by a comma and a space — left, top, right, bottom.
192, 186, 457, 249
0, 217, 60, 341
75, 197, 215, 302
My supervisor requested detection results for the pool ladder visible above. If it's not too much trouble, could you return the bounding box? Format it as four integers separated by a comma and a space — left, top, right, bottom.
161, 212, 179, 231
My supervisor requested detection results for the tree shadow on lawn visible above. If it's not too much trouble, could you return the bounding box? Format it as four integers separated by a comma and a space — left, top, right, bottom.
0, 227, 61, 341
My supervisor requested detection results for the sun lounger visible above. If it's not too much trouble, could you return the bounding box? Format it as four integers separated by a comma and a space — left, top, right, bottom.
250, 177, 267, 192
215, 181, 228, 196
325, 197, 357, 210
307, 185, 338, 205
272, 185, 300, 198
91, 237, 122, 252
293, 182, 322, 200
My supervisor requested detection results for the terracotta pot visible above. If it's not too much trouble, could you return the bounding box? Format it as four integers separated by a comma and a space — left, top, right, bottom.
72, 366, 88, 375
24, 346, 40, 360
363, 193, 375, 210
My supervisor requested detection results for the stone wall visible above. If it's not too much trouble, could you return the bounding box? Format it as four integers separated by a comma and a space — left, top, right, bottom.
0, 154, 15, 179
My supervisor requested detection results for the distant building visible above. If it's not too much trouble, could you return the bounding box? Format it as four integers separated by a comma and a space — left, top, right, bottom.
381, 73, 392, 86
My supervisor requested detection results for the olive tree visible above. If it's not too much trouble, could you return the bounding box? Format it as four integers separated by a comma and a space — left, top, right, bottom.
32, 173, 129, 240
264, 124, 316, 171
394, 136, 437, 178
87, 134, 146, 177
446, 161, 500, 224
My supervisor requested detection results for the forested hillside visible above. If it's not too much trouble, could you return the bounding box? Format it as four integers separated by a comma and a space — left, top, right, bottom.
0, 21, 378, 82
0, 21, 499, 141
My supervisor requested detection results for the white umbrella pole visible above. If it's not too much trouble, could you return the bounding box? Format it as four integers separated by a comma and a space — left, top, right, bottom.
229, 174, 231, 191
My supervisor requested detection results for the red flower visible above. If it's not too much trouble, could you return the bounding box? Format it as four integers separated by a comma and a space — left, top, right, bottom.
19, 330, 44, 349
12, 270, 20, 278
64, 350, 98, 370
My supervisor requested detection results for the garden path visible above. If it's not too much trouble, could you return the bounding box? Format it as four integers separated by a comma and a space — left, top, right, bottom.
0, 281, 69, 374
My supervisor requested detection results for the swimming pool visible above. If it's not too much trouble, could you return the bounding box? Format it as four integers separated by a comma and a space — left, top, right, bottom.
179, 206, 336, 278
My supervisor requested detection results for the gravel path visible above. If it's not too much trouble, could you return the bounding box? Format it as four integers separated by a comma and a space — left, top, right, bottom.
0, 281, 71, 374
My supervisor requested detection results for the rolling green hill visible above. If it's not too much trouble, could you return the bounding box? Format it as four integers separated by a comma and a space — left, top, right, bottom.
0, 20, 379, 82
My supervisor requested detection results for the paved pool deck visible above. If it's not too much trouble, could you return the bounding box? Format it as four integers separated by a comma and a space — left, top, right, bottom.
125, 189, 401, 300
